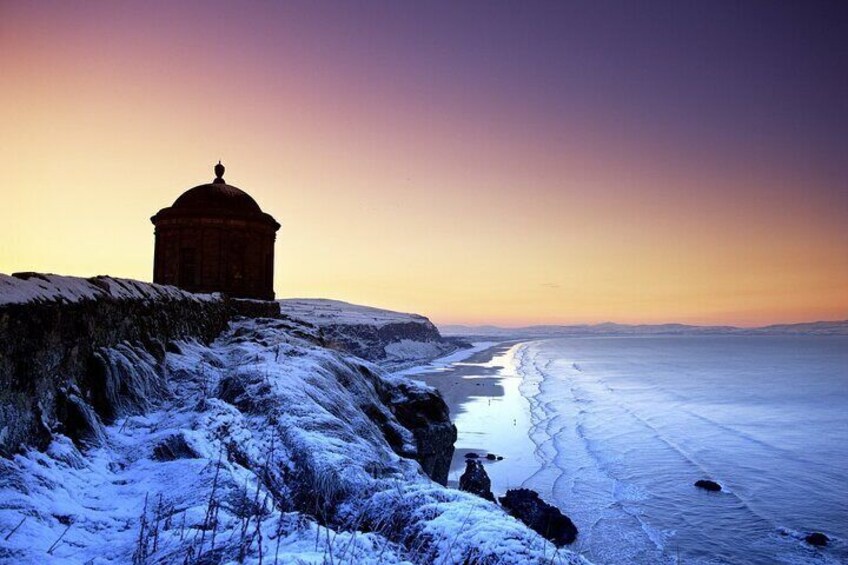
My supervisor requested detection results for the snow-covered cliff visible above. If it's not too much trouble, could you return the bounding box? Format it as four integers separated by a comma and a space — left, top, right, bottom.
0, 274, 580, 564
281, 298, 463, 370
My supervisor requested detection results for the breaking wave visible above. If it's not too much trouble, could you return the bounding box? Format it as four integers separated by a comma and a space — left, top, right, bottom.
514, 336, 848, 564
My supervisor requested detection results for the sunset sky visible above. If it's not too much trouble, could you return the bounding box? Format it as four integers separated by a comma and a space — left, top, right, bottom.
2, 1, 846, 326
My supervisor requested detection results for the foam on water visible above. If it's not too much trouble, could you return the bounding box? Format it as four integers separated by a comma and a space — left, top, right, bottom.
516, 336, 848, 564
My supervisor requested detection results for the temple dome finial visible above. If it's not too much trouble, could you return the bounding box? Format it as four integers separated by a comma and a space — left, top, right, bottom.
214, 160, 225, 183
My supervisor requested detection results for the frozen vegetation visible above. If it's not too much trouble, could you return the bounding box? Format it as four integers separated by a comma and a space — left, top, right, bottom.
0, 274, 579, 564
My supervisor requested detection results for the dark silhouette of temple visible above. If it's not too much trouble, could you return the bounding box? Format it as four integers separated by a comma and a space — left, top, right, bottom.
151, 162, 281, 300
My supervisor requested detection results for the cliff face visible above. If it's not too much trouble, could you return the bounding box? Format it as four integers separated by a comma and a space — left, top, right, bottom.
281, 298, 463, 370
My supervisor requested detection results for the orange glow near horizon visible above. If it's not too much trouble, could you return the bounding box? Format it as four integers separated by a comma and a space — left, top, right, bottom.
2, 3, 846, 327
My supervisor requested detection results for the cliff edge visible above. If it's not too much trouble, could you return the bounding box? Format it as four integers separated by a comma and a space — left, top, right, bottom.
281, 298, 464, 370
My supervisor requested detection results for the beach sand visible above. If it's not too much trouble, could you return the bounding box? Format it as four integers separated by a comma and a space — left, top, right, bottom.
408, 340, 541, 493
413, 342, 515, 414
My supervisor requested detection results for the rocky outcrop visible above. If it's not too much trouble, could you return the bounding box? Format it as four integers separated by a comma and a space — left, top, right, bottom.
280, 298, 463, 370
805, 532, 829, 547
459, 460, 495, 501
321, 320, 446, 363
694, 479, 722, 492
389, 385, 456, 484
499, 489, 579, 546
354, 364, 457, 485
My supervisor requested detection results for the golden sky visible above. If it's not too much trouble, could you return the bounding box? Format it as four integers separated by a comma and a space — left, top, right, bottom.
2, 2, 846, 326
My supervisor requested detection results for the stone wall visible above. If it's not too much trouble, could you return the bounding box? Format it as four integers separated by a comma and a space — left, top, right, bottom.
0, 274, 230, 456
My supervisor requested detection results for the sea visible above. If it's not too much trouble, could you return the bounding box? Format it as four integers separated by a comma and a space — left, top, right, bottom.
444, 336, 848, 564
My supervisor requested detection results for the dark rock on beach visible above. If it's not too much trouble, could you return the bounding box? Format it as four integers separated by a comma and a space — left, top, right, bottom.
459, 460, 496, 502
486, 453, 497, 460
805, 532, 829, 547
695, 479, 722, 492
464, 452, 480, 459
498, 489, 578, 546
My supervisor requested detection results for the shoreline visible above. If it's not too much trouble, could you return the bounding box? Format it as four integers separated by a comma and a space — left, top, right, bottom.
404, 340, 543, 493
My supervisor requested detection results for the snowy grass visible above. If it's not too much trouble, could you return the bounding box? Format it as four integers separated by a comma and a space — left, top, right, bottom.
0, 316, 584, 564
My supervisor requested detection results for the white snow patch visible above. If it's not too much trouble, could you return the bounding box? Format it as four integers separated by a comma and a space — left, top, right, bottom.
0, 273, 217, 306
280, 298, 430, 328
395, 341, 499, 377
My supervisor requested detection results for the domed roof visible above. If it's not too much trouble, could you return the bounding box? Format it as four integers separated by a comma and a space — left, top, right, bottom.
172, 181, 262, 214
171, 162, 262, 214
152, 162, 280, 230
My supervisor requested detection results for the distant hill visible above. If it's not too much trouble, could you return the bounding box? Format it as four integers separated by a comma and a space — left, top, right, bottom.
439, 319, 848, 338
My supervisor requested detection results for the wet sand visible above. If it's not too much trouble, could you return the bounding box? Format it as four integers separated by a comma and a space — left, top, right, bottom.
406, 340, 541, 492
412, 341, 517, 417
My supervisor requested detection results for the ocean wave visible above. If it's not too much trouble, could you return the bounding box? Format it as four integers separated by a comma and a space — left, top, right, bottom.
510, 336, 848, 564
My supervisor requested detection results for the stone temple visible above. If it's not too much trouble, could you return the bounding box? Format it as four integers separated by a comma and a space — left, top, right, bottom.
151, 162, 281, 300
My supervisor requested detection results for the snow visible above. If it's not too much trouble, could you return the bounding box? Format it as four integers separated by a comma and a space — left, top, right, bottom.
394, 341, 499, 377
279, 298, 460, 372
0, 316, 584, 564
383, 339, 447, 365
0, 273, 217, 306
280, 298, 430, 328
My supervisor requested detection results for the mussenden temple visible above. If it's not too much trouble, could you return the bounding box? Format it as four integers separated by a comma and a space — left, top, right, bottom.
151, 162, 281, 300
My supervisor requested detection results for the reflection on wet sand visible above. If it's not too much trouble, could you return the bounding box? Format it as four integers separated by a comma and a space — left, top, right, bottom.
412, 341, 541, 492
